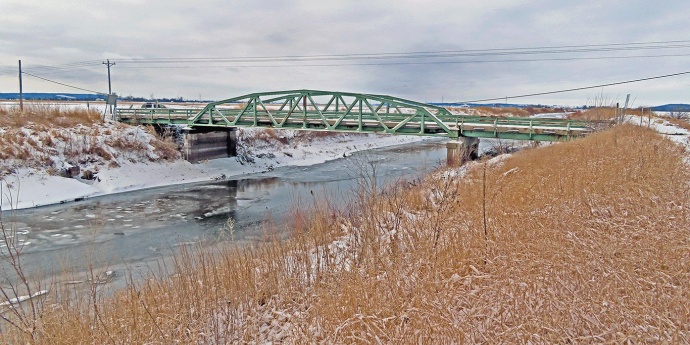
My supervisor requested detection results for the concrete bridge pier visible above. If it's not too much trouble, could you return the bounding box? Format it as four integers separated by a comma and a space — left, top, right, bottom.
183, 127, 237, 163
446, 137, 480, 165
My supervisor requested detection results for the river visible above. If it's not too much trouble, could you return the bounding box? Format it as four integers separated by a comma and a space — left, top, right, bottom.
0, 139, 503, 289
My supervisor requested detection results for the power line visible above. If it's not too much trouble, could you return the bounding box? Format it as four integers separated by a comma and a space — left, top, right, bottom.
21, 72, 105, 94
10, 51, 688, 76
3, 39, 690, 76
112, 53, 690, 69
114, 39, 690, 63
458, 70, 690, 103
0, 61, 102, 77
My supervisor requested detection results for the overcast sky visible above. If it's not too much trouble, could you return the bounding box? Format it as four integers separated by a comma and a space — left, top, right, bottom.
1, 0, 689, 106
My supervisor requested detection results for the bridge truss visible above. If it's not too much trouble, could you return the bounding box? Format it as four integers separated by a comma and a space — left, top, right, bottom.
116, 90, 605, 141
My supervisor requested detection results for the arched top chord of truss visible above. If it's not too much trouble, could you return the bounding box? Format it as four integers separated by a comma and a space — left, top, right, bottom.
190, 89, 458, 137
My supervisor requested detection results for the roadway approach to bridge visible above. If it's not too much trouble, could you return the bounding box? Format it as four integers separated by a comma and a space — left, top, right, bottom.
115, 89, 608, 164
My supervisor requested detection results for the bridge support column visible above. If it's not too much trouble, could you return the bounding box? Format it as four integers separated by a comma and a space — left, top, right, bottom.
446, 137, 479, 165
183, 127, 237, 163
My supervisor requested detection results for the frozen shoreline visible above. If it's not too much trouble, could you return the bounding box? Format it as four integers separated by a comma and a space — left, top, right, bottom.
1, 133, 432, 211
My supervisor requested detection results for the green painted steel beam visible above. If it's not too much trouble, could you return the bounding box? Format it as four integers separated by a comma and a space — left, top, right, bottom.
116, 90, 611, 142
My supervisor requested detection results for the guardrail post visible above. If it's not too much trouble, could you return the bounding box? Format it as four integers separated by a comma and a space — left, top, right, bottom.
303, 96, 308, 129
529, 120, 533, 140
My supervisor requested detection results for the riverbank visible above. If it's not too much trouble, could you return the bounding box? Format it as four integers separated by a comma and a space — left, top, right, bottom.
0, 106, 431, 210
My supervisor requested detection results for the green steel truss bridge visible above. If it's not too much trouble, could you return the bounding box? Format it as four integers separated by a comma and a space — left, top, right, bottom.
116, 90, 607, 141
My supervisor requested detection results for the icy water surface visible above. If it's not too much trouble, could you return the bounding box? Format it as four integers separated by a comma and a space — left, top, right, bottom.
1, 140, 472, 286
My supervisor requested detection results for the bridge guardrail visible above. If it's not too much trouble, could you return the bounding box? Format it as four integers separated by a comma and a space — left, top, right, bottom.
116, 108, 199, 124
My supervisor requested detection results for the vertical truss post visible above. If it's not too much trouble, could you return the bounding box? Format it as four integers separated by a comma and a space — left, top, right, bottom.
252, 98, 258, 126
302, 95, 307, 129
357, 98, 363, 131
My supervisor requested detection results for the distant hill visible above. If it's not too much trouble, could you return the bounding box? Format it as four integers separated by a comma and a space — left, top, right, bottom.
436, 102, 690, 111
650, 104, 690, 112
0, 93, 105, 101
0, 93, 205, 103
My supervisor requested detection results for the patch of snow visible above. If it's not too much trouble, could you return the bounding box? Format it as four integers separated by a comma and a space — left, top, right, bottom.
530, 112, 571, 119
0, 290, 49, 307
1, 169, 101, 210
625, 115, 690, 150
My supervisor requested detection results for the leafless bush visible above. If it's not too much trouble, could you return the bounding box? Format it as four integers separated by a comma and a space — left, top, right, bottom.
0, 184, 49, 342
667, 111, 689, 120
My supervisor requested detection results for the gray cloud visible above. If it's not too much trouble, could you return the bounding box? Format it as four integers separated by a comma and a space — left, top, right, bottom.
1, 0, 689, 105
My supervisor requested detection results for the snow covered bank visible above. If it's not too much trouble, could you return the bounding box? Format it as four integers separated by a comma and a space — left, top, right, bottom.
1, 128, 429, 210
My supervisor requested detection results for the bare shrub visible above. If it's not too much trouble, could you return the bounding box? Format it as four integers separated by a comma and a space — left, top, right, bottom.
0, 199, 49, 341
667, 111, 689, 120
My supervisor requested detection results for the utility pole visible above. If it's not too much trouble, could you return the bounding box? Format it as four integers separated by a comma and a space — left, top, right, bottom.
18, 60, 23, 111
103, 59, 115, 94
103, 59, 115, 113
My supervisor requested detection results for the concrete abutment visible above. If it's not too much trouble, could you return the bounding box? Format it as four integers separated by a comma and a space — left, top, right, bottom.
446, 137, 479, 165
183, 127, 237, 163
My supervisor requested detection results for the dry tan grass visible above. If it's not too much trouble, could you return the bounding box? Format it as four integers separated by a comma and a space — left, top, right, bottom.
2, 125, 689, 343
0, 103, 102, 129
569, 107, 648, 121
473, 106, 567, 117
